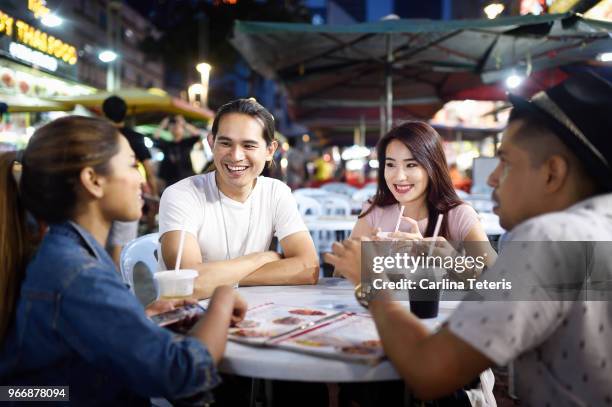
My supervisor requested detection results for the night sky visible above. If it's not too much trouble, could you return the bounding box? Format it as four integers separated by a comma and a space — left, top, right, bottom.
126, 0, 396, 25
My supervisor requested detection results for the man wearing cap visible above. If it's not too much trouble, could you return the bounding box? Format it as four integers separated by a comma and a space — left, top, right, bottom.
326, 72, 612, 405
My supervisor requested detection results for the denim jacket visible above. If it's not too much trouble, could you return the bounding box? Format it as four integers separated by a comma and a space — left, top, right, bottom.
0, 221, 220, 406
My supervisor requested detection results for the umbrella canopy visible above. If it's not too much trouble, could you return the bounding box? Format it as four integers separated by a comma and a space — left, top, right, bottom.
53, 88, 214, 121
2, 93, 72, 113
231, 13, 611, 140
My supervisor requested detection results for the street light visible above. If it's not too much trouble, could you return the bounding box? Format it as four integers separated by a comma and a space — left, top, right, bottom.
484, 3, 505, 19
98, 50, 118, 63
41, 14, 63, 27
196, 62, 212, 108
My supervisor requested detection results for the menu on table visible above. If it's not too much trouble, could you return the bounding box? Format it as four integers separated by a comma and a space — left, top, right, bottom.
228, 302, 384, 364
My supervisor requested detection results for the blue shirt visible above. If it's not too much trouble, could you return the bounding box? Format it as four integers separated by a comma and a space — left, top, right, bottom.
0, 221, 220, 405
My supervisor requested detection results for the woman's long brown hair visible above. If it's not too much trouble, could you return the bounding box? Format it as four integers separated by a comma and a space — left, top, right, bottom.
0, 153, 32, 343
0, 116, 119, 343
360, 121, 463, 238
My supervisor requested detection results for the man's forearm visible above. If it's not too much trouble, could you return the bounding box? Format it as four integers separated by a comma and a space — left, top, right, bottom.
191, 253, 273, 298
369, 300, 489, 400
369, 300, 444, 397
240, 255, 319, 286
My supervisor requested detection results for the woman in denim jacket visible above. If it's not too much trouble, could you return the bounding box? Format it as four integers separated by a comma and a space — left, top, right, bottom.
0, 116, 247, 405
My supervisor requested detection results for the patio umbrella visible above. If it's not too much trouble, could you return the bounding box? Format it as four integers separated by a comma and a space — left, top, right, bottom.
53, 88, 215, 121
2, 93, 72, 113
231, 13, 611, 139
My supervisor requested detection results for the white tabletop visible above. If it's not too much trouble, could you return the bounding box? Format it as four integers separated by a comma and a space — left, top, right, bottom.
214, 278, 457, 382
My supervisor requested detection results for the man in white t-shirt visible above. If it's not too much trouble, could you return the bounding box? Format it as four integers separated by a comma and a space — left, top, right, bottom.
159, 98, 319, 298
326, 72, 612, 405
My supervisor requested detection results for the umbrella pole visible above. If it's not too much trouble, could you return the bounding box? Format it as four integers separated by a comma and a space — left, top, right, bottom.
385, 34, 393, 134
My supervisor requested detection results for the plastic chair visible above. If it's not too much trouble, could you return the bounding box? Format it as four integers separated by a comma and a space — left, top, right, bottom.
293, 188, 329, 199
320, 195, 351, 216
295, 195, 323, 217
351, 188, 376, 206
465, 198, 495, 213
295, 195, 325, 255
120, 233, 160, 306
320, 182, 358, 197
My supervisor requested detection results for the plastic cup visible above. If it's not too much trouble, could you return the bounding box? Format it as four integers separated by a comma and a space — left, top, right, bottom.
376, 231, 397, 240
409, 288, 440, 319
408, 267, 443, 319
154, 269, 198, 299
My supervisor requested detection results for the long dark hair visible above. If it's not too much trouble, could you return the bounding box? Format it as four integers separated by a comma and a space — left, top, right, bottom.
360, 121, 463, 238
0, 116, 120, 342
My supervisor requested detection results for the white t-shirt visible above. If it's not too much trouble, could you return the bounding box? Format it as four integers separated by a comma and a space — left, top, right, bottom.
447, 193, 612, 406
158, 171, 307, 268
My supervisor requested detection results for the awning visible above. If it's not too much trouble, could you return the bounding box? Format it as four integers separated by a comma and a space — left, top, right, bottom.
231, 13, 611, 138
53, 89, 215, 121
2, 93, 72, 113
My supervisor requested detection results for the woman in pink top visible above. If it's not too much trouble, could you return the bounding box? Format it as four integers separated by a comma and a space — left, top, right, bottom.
351, 121, 496, 268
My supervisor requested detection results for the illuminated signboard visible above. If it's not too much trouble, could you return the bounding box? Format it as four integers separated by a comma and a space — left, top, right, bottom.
0, 7, 77, 71
28, 0, 50, 19
9, 41, 58, 71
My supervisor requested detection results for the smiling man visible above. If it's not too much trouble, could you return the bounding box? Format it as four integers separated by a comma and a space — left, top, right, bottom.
159, 99, 319, 298
326, 72, 612, 405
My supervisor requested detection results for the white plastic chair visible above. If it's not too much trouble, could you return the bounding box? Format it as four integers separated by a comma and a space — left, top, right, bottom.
295, 195, 323, 217
295, 195, 324, 254
320, 195, 351, 216
465, 198, 495, 213
320, 182, 358, 197
312, 195, 351, 254
120, 233, 160, 306
351, 188, 376, 206
293, 188, 329, 199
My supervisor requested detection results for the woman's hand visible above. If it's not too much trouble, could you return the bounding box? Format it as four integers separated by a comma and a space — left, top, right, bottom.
324, 239, 363, 286
208, 286, 248, 326
229, 290, 248, 325
422, 236, 458, 258
191, 286, 248, 363
145, 298, 197, 317
382, 216, 423, 241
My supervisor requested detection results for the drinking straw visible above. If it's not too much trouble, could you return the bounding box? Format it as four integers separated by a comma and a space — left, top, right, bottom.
175, 227, 187, 274
427, 214, 444, 257
394, 206, 405, 233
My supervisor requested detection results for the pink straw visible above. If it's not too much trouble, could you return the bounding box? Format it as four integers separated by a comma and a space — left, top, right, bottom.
427, 214, 444, 257
394, 206, 405, 233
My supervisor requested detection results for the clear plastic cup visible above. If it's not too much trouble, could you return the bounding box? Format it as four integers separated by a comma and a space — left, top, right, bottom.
376, 231, 396, 240
154, 269, 198, 299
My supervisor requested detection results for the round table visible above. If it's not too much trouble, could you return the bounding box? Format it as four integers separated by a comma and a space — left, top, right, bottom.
212, 278, 457, 382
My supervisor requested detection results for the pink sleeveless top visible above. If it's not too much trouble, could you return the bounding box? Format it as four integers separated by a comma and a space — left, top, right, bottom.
359, 202, 479, 241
